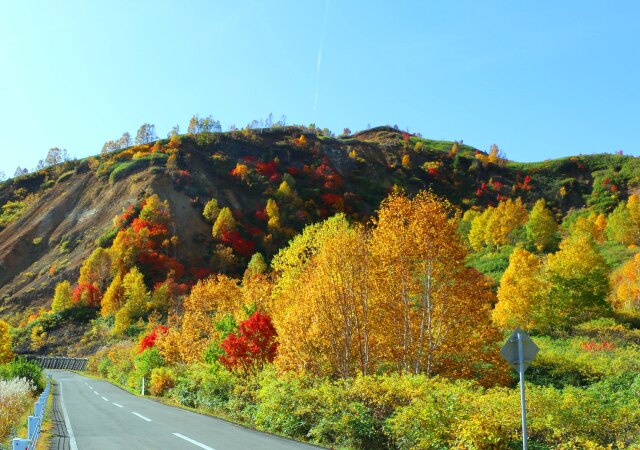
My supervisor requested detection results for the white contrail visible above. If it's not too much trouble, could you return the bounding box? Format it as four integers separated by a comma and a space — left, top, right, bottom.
313, 0, 330, 119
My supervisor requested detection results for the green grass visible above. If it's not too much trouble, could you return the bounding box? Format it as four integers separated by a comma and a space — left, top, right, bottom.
108, 153, 168, 183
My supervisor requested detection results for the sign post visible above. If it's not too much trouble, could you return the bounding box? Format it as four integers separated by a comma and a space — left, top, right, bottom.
500, 326, 538, 450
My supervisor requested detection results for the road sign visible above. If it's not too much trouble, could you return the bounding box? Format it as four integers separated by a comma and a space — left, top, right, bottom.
500, 326, 538, 373
500, 326, 539, 450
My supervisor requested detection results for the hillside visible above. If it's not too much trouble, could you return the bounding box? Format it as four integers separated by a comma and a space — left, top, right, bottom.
1, 125, 639, 326
2, 125, 640, 448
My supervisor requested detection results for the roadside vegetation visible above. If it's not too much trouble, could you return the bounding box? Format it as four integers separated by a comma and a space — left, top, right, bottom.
0, 331, 44, 447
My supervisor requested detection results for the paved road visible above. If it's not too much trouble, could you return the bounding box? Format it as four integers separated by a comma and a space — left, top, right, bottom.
49, 370, 322, 450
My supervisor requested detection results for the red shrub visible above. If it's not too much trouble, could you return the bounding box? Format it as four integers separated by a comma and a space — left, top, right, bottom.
255, 209, 268, 221
246, 225, 263, 237
137, 251, 185, 283
221, 230, 256, 257
190, 267, 213, 281
256, 161, 278, 179
131, 218, 168, 237
220, 312, 278, 374
72, 283, 101, 308
138, 325, 169, 353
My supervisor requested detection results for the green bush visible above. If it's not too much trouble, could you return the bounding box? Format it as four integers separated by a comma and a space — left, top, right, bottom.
96, 227, 118, 248
56, 170, 75, 183
109, 159, 149, 183
172, 364, 235, 411
59, 304, 98, 323
40, 180, 55, 190
466, 245, 514, 283
0, 201, 27, 229
130, 348, 165, 390
0, 358, 45, 391
108, 154, 168, 183
527, 334, 640, 388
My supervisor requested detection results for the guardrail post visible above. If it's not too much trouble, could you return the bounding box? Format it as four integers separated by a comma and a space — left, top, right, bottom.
12, 438, 31, 450
28, 416, 38, 440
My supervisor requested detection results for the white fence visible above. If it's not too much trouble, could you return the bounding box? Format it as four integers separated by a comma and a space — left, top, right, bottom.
12, 378, 51, 450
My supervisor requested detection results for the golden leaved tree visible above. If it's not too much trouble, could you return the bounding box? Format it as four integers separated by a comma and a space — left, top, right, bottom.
371, 192, 500, 377
493, 248, 548, 331
272, 193, 504, 381
51, 280, 73, 313
171, 275, 242, 364
276, 215, 373, 378
526, 199, 558, 251
484, 198, 528, 248
610, 252, 640, 312
541, 235, 611, 331
101, 273, 124, 317
0, 320, 14, 363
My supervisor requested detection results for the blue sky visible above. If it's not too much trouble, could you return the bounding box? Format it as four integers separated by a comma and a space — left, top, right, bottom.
1, 1, 638, 177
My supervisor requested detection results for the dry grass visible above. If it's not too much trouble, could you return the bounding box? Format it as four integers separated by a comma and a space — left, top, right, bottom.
0, 378, 35, 442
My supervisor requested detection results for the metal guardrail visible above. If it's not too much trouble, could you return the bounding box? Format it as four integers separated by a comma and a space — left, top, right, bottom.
12, 378, 51, 450
28, 356, 88, 371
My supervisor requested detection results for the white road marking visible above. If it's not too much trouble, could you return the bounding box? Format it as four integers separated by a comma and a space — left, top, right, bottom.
173, 433, 216, 450
58, 380, 79, 450
132, 412, 152, 422
113, 403, 123, 408
102, 396, 109, 401
94, 391, 99, 395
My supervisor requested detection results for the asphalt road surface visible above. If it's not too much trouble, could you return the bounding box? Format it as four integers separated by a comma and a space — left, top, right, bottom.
49, 370, 322, 450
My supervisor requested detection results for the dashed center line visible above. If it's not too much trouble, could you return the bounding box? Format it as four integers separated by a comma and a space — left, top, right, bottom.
93, 391, 99, 396
112, 403, 123, 408
102, 396, 109, 402
132, 412, 152, 422
173, 433, 216, 450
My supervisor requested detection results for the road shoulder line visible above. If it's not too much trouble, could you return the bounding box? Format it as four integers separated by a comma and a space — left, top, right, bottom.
58, 379, 80, 450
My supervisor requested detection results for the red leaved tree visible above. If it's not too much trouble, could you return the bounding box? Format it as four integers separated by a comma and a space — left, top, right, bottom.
72, 283, 101, 308
138, 325, 169, 353
219, 312, 278, 375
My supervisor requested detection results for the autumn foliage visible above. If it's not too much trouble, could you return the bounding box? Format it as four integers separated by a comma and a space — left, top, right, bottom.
271, 192, 505, 382
138, 325, 169, 353
219, 311, 278, 374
